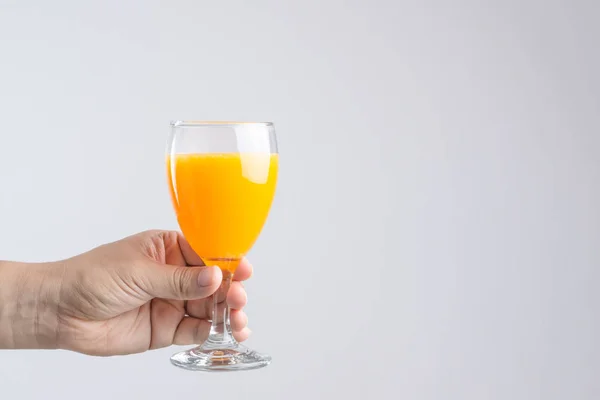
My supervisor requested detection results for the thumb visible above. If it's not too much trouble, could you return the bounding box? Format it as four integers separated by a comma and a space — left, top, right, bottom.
141, 263, 222, 300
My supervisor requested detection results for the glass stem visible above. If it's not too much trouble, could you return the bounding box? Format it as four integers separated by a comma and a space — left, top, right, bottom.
204, 270, 236, 348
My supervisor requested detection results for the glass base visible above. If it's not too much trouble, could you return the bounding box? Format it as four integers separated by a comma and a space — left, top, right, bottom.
171, 344, 271, 372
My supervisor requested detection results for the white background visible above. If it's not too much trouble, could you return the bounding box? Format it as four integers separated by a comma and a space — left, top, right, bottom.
1, 1, 599, 399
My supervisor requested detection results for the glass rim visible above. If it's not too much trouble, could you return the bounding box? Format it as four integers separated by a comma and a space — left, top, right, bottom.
170, 120, 274, 128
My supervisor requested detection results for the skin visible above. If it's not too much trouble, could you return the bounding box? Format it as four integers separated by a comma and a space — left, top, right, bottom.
0, 230, 251, 356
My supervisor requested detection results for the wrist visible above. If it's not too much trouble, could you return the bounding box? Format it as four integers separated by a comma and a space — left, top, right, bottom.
0, 261, 64, 350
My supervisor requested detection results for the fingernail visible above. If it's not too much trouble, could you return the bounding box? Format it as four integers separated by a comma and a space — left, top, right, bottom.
197, 266, 219, 287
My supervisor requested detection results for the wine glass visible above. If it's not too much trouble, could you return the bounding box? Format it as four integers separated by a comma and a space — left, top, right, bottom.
166, 121, 278, 371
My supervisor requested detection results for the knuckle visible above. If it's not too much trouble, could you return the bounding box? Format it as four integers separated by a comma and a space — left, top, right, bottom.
170, 267, 193, 298
141, 229, 163, 239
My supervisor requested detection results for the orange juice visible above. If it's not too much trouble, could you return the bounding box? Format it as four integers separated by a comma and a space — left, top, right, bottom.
167, 153, 278, 272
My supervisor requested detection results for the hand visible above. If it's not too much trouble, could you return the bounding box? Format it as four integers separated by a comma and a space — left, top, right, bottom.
0, 230, 252, 356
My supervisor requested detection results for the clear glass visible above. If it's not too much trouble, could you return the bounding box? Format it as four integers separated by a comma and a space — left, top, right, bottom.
166, 120, 278, 371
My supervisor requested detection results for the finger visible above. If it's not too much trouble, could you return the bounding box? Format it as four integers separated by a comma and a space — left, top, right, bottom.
149, 299, 185, 349
230, 309, 248, 332
186, 298, 211, 319
233, 327, 252, 342
173, 317, 211, 346
186, 290, 242, 321
233, 258, 253, 281
173, 315, 249, 346
176, 233, 205, 266
186, 297, 226, 320
147, 230, 205, 267
186, 281, 247, 319
227, 281, 248, 310
180, 305, 246, 331
141, 263, 222, 300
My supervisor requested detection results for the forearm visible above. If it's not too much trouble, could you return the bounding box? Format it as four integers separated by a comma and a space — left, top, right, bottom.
0, 261, 62, 349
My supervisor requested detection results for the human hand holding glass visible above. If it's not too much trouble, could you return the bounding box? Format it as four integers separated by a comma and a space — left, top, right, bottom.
166, 121, 278, 371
